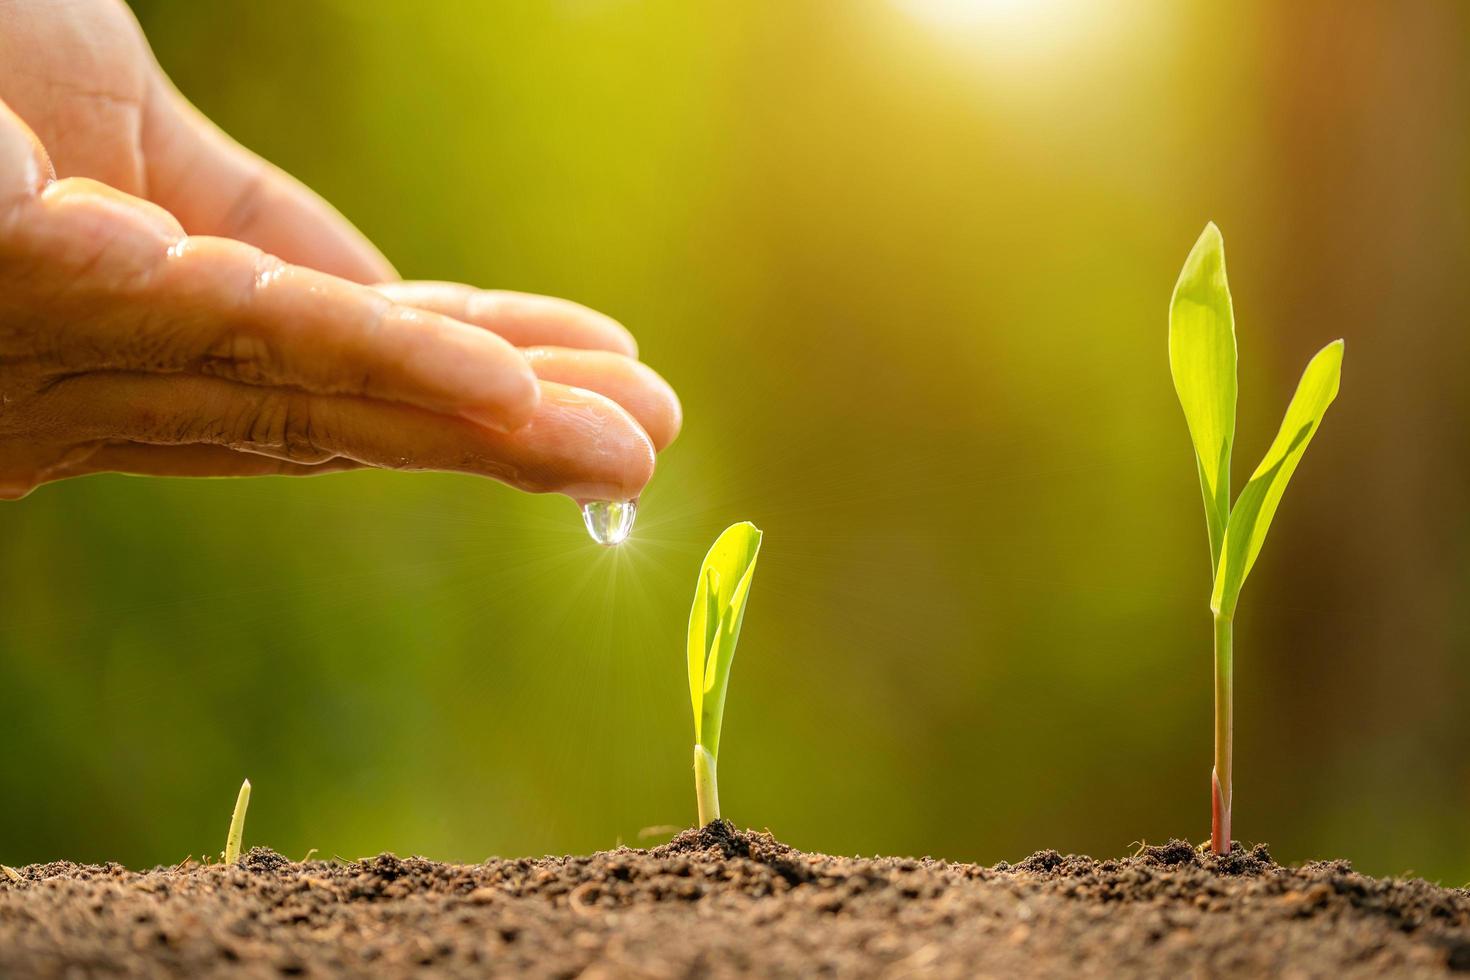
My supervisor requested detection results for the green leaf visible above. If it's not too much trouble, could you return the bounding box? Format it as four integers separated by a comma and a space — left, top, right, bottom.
223, 778, 251, 865
1211, 340, 1344, 617
686, 522, 763, 760
1170, 222, 1238, 569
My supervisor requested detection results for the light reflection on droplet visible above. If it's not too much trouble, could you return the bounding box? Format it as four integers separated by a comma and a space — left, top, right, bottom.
581, 499, 637, 546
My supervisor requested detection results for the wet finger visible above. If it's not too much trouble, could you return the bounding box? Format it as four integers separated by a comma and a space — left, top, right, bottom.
159, 238, 541, 429
45, 442, 360, 481
41, 374, 656, 501
17, 196, 540, 430
376, 282, 639, 357
522, 347, 682, 451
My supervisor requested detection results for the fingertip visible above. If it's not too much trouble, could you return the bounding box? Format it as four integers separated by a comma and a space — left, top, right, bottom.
621, 357, 681, 450
461, 360, 542, 432
522, 347, 681, 451
38, 177, 185, 242
376, 303, 540, 432
0, 100, 51, 218
374, 283, 645, 363
471, 291, 640, 359
533, 382, 656, 501
657, 373, 683, 449
392, 284, 641, 358
337, 239, 398, 286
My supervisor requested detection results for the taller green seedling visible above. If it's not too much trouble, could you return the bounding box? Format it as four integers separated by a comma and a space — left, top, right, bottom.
1170, 223, 1343, 854
687, 521, 763, 826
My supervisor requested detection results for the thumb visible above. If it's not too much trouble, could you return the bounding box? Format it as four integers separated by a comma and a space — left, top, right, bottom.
140, 75, 395, 284
0, 96, 53, 218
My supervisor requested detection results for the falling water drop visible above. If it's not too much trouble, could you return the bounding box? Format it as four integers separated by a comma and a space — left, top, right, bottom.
581, 499, 637, 546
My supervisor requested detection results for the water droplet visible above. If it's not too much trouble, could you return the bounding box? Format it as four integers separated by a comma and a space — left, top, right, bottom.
581, 499, 637, 546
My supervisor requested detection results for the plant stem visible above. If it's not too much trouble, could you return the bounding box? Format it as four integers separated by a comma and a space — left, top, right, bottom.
693, 744, 720, 826
224, 778, 251, 864
1211, 614, 1233, 855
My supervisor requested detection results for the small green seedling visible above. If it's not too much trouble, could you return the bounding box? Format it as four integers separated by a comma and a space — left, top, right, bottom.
1170, 223, 1343, 854
223, 778, 251, 864
687, 521, 763, 826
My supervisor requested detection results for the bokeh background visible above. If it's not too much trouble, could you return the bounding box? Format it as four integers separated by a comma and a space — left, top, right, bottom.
2, 1, 1467, 883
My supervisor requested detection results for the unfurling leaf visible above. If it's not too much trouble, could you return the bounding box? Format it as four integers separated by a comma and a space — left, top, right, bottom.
1211, 340, 1343, 617
1170, 222, 1238, 569
686, 522, 763, 760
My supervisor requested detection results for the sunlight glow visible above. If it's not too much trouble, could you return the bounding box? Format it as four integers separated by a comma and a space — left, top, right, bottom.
897, 0, 1036, 29
893, 0, 1106, 67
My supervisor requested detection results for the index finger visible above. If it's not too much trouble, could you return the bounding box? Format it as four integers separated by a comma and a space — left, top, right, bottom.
153, 237, 543, 430
12, 180, 541, 431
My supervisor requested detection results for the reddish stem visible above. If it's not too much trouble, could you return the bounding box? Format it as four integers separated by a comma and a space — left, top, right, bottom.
1211, 614, 1233, 856
1211, 769, 1231, 855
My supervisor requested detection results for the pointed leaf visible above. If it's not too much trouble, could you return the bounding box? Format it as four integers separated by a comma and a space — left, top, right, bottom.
688, 566, 719, 741
1211, 340, 1344, 617
1170, 222, 1238, 569
685, 522, 763, 759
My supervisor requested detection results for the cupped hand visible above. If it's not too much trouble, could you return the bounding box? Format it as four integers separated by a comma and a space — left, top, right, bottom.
0, 0, 679, 502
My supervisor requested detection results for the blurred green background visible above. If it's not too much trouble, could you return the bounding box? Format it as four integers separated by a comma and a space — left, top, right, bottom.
3, 1, 1467, 883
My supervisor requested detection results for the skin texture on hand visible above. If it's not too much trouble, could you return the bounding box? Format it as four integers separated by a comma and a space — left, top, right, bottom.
0, 0, 679, 502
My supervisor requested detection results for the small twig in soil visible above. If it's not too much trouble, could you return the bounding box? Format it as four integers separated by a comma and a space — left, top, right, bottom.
637, 825, 683, 840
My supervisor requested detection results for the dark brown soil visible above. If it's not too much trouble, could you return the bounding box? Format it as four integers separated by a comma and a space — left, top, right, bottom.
2, 823, 1468, 978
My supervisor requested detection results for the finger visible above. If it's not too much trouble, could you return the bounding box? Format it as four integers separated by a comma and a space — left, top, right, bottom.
140, 78, 394, 283
0, 96, 53, 219
154, 237, 539, 429
47, 442, 361, 481
522, 347, 682, 451
42, 375, 656, 501
12, 184, 540, 430
375, 282, 640, 358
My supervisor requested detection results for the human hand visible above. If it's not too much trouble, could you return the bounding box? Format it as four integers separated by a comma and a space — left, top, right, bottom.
0, 0, 680, 501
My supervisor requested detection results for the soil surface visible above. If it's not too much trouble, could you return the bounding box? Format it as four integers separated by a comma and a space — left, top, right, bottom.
2, 823, 1468, 978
